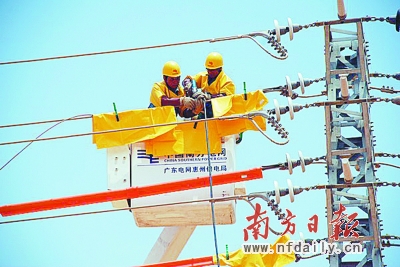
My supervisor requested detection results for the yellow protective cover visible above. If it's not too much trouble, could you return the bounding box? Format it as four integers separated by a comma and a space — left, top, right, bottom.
144, 121, 222, 156
92, 106, 177, 149
212, 90, 268, 137
92, 91, 268, 155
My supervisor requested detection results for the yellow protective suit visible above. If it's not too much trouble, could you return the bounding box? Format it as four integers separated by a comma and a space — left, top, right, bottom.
149, 81, 185, 107
193, 70, 235, 96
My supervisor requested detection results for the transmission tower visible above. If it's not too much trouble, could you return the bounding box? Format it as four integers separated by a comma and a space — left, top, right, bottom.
323, 11, 382, 267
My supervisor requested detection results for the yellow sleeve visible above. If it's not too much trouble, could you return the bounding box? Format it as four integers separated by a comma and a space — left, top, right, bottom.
193, 72, 207, 90
149, 82, 166, 107
218, 72, 235, 96
193, 71, 235, 96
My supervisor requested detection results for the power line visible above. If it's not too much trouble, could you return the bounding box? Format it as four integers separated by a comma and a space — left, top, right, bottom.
0, 114, 91, 171
0, 112, 272, 146
0, 115, 92, 129
0, 39, 213, 65
0, 32, 287, 65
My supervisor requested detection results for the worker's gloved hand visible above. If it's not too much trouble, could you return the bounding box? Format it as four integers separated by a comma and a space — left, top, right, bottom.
193, 98, 204, 114
180, 97, 196, 110
192, 91, 207, 100
204, 92, 212, 100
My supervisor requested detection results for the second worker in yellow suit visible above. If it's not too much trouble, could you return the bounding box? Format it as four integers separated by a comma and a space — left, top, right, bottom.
182, 52, 235, 118
193, 52, 235, 98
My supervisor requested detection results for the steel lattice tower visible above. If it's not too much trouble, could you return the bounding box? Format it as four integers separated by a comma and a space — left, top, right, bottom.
324, 20, 383, 267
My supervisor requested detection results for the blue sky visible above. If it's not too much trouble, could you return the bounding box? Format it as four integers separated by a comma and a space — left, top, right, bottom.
0, 1, 399, 266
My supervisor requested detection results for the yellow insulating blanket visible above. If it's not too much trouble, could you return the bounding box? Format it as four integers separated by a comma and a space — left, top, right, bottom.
92, 90, 268, 155
92, 106, 177, 149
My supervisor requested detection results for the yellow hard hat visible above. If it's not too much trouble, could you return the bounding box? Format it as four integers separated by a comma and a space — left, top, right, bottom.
162, 61, 181, 77
204, 52, 223, 69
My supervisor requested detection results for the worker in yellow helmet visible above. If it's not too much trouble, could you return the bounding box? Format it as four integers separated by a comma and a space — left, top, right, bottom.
149, 61, 196, 117
195, 52, 235, 97
182, 52, 235, 118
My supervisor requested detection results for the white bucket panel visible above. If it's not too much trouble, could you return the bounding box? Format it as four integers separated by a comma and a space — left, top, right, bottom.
107, 145, 130, 208
131, 136, 237, 227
